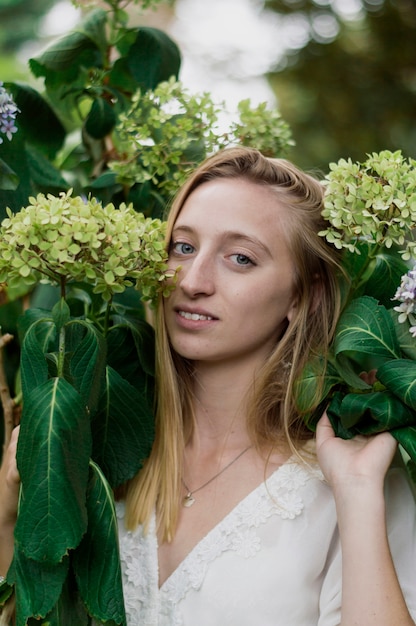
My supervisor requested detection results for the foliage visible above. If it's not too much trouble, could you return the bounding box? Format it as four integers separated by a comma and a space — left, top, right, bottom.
296, 151, 416, 469
0, 0, 295, 623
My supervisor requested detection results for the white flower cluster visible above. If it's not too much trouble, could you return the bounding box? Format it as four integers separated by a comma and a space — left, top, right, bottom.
393, 265, 416, 337
0, 82, 19, 144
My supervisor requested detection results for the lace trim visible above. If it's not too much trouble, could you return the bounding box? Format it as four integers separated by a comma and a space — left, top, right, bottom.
117, 459, 322, 625
162, 461, 316, 601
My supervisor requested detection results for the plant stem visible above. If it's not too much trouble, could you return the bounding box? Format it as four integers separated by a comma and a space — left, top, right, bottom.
103, 297, 113, 337
57, 324, 66, 378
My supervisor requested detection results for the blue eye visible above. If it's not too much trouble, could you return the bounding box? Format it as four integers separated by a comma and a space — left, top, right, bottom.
172, 242, 195, 255
231, 254, 253, 266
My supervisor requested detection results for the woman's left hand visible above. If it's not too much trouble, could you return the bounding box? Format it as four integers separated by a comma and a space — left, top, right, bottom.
316, 411, 397, 492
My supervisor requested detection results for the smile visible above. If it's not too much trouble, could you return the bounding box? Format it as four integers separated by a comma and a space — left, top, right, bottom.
179, 311, 213, 321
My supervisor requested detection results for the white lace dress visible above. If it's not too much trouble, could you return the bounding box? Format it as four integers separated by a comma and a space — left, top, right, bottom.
116, 457, 416, 626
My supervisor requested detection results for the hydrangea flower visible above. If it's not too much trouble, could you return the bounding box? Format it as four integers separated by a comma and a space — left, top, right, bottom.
0, 190, 172, 302
0, 82, 19, 144
393, 265, 416, 337
319, 150, 416, 260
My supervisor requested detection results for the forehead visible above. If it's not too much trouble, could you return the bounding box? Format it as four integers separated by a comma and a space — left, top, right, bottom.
173, 178, 289, 239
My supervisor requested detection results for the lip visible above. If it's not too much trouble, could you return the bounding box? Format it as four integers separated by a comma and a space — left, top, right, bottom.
174, 306, 218, 327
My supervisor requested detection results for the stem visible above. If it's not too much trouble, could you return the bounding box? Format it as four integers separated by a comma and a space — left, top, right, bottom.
57, 325, 66, 378
103, 297, 114, 337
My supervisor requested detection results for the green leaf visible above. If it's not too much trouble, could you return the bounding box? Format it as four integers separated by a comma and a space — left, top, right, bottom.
295, 356, 342, 415
392, 427, 416, 465
92, 365, 154, 487
336, 390, 415, 432
0, 157, 19, 190
6, 82, 66, 159
363, 250, 410, 308
390, 309, 416, 360
85, 97, 116, 139
28, 567, 90, 626
68, 319, 107, 415
0, 130, 33, 217
26, 145, 69, 190
377, 359, 416, 411
7, 547, 69, 626
110, 27, 181, 92
29, 10, 107, 81
15, 378, 91, 563
73, 462, 126, 625
51, 298, 70, 332
0, 577, 14, 605
20, 317, 55, 397
335, 296, 401, 371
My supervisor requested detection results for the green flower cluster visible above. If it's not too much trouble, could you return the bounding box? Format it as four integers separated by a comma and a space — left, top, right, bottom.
110, 78, 222, 196
320, 150, 416, 260
110, 79, 295, 198
229, 99, 294, 158
0, 191, 170, 302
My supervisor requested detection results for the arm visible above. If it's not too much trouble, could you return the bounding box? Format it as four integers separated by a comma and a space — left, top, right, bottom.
0, 426, 20, 577
316, 413, 415, 626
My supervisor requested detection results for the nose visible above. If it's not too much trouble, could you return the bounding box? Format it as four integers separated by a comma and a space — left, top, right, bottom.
178, 254, 215, 298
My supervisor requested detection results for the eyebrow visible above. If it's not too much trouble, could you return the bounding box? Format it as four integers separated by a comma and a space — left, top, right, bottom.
171, 225, 273, 258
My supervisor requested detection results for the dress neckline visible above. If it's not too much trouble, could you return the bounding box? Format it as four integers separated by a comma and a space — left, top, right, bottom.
158, 454, 318, 593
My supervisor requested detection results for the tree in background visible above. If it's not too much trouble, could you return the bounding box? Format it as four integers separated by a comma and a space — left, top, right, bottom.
265, 0, 416, 169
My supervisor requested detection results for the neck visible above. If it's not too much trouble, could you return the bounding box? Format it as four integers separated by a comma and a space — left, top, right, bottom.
189, 359, 259, 451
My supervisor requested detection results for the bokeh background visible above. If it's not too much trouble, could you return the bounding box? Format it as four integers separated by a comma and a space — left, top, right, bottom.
1, 0, 415, 170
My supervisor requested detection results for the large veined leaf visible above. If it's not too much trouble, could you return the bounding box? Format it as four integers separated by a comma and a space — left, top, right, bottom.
15, 378, 91, 562
28, 568, 90, 626
390, 309, 416, 360
73, 462, 126, 625
26, 145, 69, 190
67, 319, 107, 415
106, 323, 155, 396
362, 251, 410, 308
333, 389, 416, 432
20, 317, 56, 396
92, 366, 154, 487
377, 359, 416, 411
29, 10, 107, 82
0, 130, 33, 216
6, 82, 66, 159
295, 356, 342, 415
7, 548, 69, 626
85, 97, 117, 139
335, 296, 401, 372
110, 27, 181, 93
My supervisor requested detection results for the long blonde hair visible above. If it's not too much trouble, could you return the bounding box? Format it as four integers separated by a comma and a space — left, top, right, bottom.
125, 146, 341, 540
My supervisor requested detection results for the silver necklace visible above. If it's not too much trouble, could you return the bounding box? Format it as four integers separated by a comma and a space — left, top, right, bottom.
181, 445, 252, 507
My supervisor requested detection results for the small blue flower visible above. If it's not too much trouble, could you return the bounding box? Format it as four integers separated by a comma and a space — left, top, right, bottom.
0, 82, 19, 144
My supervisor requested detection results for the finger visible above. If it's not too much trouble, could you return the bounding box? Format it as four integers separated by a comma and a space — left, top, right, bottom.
316, 411, 335, 447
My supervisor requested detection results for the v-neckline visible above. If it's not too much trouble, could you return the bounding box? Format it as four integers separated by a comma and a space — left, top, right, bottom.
157, 455, 302, 592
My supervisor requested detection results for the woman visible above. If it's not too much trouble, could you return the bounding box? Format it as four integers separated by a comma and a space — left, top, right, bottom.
1, 146, 416, 625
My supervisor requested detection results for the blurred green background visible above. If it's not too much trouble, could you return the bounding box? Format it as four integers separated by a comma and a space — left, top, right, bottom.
1, 0, 415, 170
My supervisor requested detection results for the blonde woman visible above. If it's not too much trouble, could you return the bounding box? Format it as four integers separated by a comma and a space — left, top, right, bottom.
2, 147, 416, 625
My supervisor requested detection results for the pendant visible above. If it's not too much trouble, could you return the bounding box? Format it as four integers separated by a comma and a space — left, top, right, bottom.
183, 492, 195, 507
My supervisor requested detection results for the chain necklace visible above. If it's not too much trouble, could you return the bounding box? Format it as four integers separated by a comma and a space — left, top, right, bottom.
181, 445, 252, 507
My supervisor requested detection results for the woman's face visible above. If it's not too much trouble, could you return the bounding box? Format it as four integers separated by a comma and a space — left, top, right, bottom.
164, 178, 298, 370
